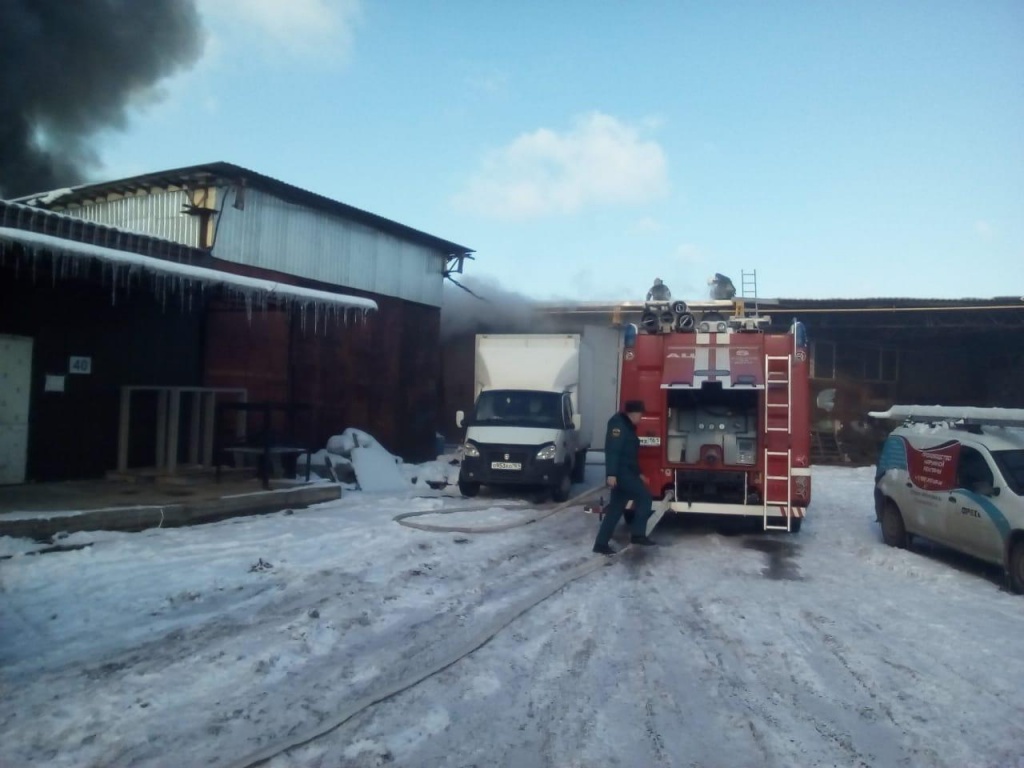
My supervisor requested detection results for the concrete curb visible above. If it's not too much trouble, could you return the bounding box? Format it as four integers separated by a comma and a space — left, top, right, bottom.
0, 485, 342, 541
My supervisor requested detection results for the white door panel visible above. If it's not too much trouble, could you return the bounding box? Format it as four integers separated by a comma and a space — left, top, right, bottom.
0, 335, 33, 485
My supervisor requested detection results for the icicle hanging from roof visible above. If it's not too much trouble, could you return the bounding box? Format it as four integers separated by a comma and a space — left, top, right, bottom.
0, 227, 377, 328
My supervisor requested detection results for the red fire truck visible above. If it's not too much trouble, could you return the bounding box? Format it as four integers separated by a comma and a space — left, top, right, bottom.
621, 298, 811, 532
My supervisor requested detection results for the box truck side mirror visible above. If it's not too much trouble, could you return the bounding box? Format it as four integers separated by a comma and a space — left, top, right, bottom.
456, 410, 465, 428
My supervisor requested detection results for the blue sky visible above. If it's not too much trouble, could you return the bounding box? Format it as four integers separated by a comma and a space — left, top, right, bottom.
94, 0, 1023, 301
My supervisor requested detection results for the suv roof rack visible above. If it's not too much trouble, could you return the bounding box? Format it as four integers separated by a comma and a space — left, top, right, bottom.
869, 405, 1024, 429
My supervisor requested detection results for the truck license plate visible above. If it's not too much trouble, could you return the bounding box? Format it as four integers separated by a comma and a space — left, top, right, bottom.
491, 461, 522, 470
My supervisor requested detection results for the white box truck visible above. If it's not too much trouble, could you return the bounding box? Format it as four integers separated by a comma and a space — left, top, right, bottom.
456, 329, 620, 500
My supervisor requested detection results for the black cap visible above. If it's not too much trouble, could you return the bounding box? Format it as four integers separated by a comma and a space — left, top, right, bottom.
624, 400, 645, 413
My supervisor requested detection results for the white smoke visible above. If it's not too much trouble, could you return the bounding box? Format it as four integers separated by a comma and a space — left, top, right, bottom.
441, 274, 553, 340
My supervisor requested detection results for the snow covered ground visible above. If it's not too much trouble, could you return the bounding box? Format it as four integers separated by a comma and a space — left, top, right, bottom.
2, 464, 1023, 768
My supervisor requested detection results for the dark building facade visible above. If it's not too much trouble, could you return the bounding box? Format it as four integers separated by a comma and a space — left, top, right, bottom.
1, 165, 471, 484
444, 297, 1024, 464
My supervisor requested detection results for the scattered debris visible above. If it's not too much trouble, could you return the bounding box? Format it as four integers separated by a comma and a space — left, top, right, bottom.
249, 558, 273, 573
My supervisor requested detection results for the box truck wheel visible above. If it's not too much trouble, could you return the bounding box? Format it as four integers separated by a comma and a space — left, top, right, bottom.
458, 481, 480, 498
570, 449, 587, 483
551, 466, 572, 502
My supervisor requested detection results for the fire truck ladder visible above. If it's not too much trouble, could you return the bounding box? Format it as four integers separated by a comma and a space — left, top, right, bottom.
763, 354, 793, 531
741, 269, 759, 315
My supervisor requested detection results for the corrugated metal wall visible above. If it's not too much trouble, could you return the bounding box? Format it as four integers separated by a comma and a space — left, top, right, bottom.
58, 191, 202, 247
204, 295, 441, 461
59, 187, 447, 307
212, 188, 445, 307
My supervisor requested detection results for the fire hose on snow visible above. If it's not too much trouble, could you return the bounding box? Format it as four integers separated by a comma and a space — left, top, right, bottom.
227, 485, 610, 768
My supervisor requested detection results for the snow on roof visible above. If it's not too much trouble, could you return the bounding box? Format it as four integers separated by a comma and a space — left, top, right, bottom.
869, 405, 1024, 428
0, 226, 377, 315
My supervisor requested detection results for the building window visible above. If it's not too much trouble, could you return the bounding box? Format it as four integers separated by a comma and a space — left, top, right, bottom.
865, 348, 899, 382
880, 348, 899, 382
814, 342, 898, 383
864, 349, 881, 381
812, 341, 836, 380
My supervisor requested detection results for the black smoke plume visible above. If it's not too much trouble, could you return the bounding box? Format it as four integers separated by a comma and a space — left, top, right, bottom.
0, 0, 204, 199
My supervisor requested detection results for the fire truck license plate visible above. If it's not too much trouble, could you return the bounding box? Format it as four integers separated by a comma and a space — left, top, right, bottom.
491, 461, 522, 470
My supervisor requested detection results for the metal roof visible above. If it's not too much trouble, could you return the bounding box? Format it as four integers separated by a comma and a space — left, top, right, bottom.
0, 200, 376, 313
0, 198, 207, 265
536, 296, 1024, 334
13, 161, 474, 257
538, 296, 1024, 313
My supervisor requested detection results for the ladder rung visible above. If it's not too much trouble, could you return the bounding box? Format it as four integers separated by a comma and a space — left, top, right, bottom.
767, 403, 789, 408
765, 451, 791, 456
766, 475, 790, 481
766, 427, 789, 432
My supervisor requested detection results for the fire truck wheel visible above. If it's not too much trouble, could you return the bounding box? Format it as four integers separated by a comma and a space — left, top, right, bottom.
881, 500, 908, 548
458, 481, 480, 498
551, 467, 572, 502
570, 450, 587, 483
1008, 539, 1024, 594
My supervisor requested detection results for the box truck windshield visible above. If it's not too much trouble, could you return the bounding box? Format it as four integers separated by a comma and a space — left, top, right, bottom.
472, 390, 564, 430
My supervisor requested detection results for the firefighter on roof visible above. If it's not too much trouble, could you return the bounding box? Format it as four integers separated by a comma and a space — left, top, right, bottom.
593, 400, 657, 554
646, 277, 671, 302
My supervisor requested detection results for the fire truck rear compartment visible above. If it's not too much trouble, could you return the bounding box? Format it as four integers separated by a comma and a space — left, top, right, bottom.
665, 387, 759, 465
671, 470, 749, 503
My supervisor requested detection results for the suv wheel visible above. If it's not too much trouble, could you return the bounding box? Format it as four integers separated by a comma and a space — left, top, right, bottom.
458, 481, 480, 498
1008, 539, 1024, 595
881, 500, 909, 549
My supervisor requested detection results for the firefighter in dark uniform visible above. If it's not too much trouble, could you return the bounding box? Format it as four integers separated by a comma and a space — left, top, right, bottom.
646, 277, 671, 302
592, 400, 657, 554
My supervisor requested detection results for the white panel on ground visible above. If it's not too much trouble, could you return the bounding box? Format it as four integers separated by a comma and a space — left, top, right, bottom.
349, 446, 410, 493
0, 335, 33, 485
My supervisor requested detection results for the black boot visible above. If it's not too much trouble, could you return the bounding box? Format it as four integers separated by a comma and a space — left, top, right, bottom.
593, 543, 616, 556
630, 535, 657, 546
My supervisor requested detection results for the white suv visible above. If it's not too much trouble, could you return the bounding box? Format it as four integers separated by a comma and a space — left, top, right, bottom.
871, 406, 1024, 594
